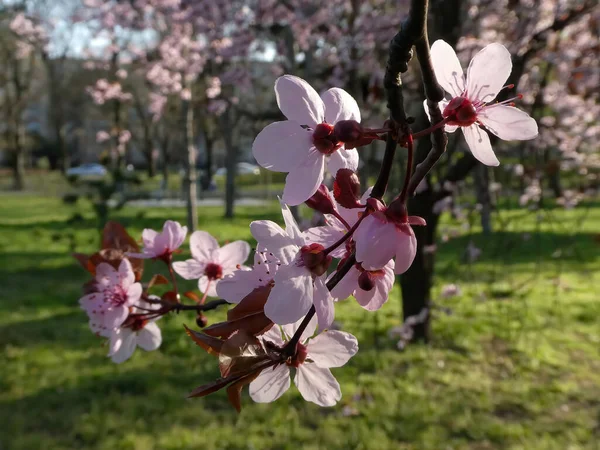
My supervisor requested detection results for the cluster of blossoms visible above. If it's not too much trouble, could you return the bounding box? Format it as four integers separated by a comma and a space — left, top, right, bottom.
75, 39, 537, 410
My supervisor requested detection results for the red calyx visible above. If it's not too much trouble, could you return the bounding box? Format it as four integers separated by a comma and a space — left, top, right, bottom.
300, 243, 331, 276
442, 97, 478, 127
305, 184, 336, 215
287, 342, 308, 368
205, 262, 223, 280
333, 120, 384, 149
333, 168, 362, 209
313, 123, 342, 155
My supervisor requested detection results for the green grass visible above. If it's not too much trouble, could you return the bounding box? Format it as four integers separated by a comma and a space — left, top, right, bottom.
0, 195, 599, 450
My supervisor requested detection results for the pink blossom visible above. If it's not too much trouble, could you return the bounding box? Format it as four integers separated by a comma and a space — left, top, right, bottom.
128, 220, 187, 260
96, 131, 111, 143
249, 315, 358, 407
353, 212, 425, 274
108, 297, 162, 364
253, 75, 361, 206
173, 231, 251, 297
426, 40, 538, 166
250, 203, 333, 328
79, 259, 142, 336
440, 283, 461, 299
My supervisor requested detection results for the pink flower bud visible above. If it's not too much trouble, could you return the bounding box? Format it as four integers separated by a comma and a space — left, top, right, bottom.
305, 184, 336, 215
333, 169, 362, 209
333, 120, 363, 143
300, 243, 331, 276
357, 271, 375, 291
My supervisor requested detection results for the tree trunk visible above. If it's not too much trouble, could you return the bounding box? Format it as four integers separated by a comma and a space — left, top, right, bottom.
183, 95, 198, 231
12, 145, 26, 191
222, 109, 237, 219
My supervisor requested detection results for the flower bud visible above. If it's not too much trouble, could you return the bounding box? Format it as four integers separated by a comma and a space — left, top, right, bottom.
333, 168, 362, 209
305, 184, 336, 215
300, 243, 331, 276
196, 313, 208, 328
357, 271, 375, 291
333, 120, 363, 143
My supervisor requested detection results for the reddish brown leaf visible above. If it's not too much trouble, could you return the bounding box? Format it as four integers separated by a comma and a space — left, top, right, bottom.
102, 221, 139, 252
148, 274, 169, 289
183, 291, 201, 303
72, 253, 94, 274
162, 290, 179, 303
204, 312, 273, 340
188, 376, 237, 398
227, 285, 271, 321
219, 330, 268, 378
226, 370, 261, 413
184, 325, 223, 356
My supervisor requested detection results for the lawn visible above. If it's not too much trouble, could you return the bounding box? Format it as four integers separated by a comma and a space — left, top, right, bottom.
0, 194, 599, 450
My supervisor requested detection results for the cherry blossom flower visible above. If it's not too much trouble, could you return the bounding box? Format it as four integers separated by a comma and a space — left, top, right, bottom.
249, 316, 358, 407
253, 75, 361, 205
426, 40, 538, 166
127, 220, 187, 260
79, 259, 142, 336
216, 251, 281, 304
250, 203, 333, 329
108, 297, 162, 364
173, 231, 251, 297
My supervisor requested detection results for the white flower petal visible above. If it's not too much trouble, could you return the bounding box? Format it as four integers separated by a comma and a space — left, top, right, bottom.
478, 105, 538, 141
282, 149, 325, 206
137, 322, 162, 351
282, 314, 318, 343
110, 329, 137, 363
321, 87, 361, 123
198, 276, 219, 297
354, 261, 395, 310
354, 215, 398, 270
393, 226, 418, 275
249, 363, 291, 403
302, 225, 346, 259
250, 220, 298, 264
430, 39, 466, 97
313, 275, 334, 330
252, 121, 313, 172
189, 231, 219, 263
266, 263, 313, 325
217, 241, 251, 269
466, 43, 512, 103
462, 124, 499, 166
280, 201, 304, 245
329, 266, 359, 300
307, 331, 358, 368
275, 75, 324, 127
294, 365, 341, 407
172, 259, 205, 280
216, 269, 258, 304
327, 148, 359, 176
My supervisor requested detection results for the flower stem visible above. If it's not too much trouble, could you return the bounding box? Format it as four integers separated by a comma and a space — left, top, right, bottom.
411, 117, 450, 139
398, 133, 414, 206
322, 214, 367, 257
331, 210, 352, 231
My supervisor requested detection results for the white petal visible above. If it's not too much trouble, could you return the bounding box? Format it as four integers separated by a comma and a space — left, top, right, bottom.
302, 225, 346, 259
466, 43, 512, 103
462, 124, 499, 166
313, 275, 334, 330
266, 264, 313, 325
95, 262, 118, 290
110, 329, 137, 363
354, 215, 398, 270
172, 259, 205, 280
250, 220, 298, 264
126, 282, 142, 306
118, 259, 135, 289
329, 266, 359, 300
478, 105, 538, 141
327, 148, 359, 176
280, 201, 304, 245
430, 39, 466, 97
282, 149, 325, 206
249, 363, 291, 403
393, 225, 418, 275
282, 314, 318, 343
217, 240, 251, 269
294, 365, 341, 407
252, 121, 313, 172
354, 261, 395, 310
216, 269, 259, 304
189, 231, 219, 263
321, 87, 361, 123
307, 331, 359, 368
198, 276, 219, 297
261, 325, 285, 347
137, 322, 162, 351
275, 75, 324, 127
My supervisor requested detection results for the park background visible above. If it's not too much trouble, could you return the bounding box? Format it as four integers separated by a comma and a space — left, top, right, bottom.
0, 0, 599, 449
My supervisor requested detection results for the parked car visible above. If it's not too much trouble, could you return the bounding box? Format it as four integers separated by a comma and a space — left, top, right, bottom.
66, 163, 107, 178
214, 162, 261, 176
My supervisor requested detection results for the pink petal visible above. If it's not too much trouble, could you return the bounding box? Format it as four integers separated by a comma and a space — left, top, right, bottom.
198, 276, 219, 297
275, 75, 324, 127
250, 220, 298, 264
79, 292, 104, 313
253, 121, 313, 172
354, 261, 395, 311
164, 220, 187, 251
266, 263, 313, 325
141, 228, 158, 248
329, 266, 359, 300
313, 275, 334, 330
189, 231, 219, 263
249, 363, 291, 403
282, 314, 318, 343
327, 148, 358, 176
466, 43, 512, 103
302, 225, 346, 259
109, 328, 137, 363
294, 365, 341, 407
462, 124, 499, 166
321, 87, 361, 123
125, 282, 142, 306
95, 262, 118, 290
172, 259, 205, 280
117, 259, 135, 288
103, 306, 129, 330
394, 225, 418, 275
307, 330, 358, 368
282, 149, 325, 206
478, 105, 538, 141
217, 241, 251, 269
430, 40, 466, 97
137, 322, 162, 351
280, 201, 304, 244
354, 215, 398, 270
216, 269, 258, 304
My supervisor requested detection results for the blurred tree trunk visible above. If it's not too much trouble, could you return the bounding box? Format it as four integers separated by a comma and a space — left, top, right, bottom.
12, 129, 26, 191
222, 108, 237, 219
182, 91, 198, 231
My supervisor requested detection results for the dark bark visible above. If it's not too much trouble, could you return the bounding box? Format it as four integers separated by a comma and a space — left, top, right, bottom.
182, 94, 198, 231
222, 109, 237, 219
